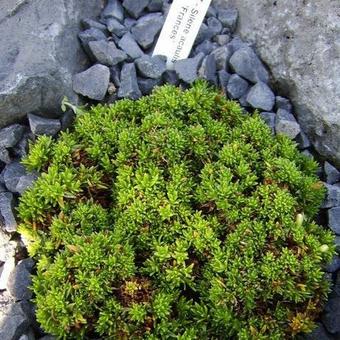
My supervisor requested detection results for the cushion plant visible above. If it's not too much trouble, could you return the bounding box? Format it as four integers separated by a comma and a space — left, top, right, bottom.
18, 81, 334, 339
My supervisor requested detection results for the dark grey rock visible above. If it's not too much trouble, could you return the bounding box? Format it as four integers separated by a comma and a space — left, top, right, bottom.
322, 297, 340, 334
3, 161, 38, 194
73, 64, 110, 101
60, 111, 75, 132
138, 78, 162, 95
229, 46, 269, 83
122, 0, 150, 19
323, 184, 340, 208
7, 259, 34, 301
118, 33, 144, 60
81, 18, 107, 33
195, 41, 218, 56
124, 18, 136, 30
106, 18, 127, 37
207, 17, 223, 36
135, 55, 166, 79
227, 36, 249, 53
217, 8, 238, 32
110, 65, 121, 87
260, 112, 276, 133
14, 133, 32, 159
218, 70, 231, 94
304, 323, 333, 340
39, 337, 56, 340
207, 6, 218, 18
147, 0, 163, 12
275, 109, 301, 139
326, 256, 340, 273
214, 34, 231, 46
246, 82, 275, 111
0, 302, 30, 340
0, 1, 103, 128
198, 55, 217, 85
101, 0, 124, 22
0, 124, 25, 149
18, 328, 35, 340
174, 53, 205, 84
325, 162, 340, 184
195, 23, 215, 45
88, 41, 127, 66
0, 192, 16, 233
302, 149, 313, 159
296, 131, 311, 150
335, 235, 340, 254
28, 114, 61, 137
162, 71, 179, 86
131, 13, 164, 50
78, 28, 107, 54
226, 74, 249, 99
211, 45, 233, 70
118, 63, 142, 100
328, 207, 340, 235
0, 148, 11, 164
275, 96, 293, 112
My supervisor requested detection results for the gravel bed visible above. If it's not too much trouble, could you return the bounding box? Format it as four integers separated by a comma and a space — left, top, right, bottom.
0, 0, 339, 339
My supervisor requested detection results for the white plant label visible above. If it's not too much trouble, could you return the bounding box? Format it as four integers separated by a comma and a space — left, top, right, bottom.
153, 0, 212, 69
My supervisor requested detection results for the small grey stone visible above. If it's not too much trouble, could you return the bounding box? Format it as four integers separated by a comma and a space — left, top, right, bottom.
78, 28, 107, 54
81, 18, 107, 33
227, 36, 249, 53
162, 70, 179, 86
0, 302, 30, 340
195, 23, 215, 45
0, 192, 16, 233
18, 327, 35, 340
73, 64, 110, 101
326, 256, 340, 273
122, 0, 150, 19
275, 96, 293, 112
28, 114, 61, 137
147, 0, 163, 12
118, 33, 144, 60
218, 70, 231, 94
229, 46, 269, 83
0, 257, 15, 289
260, 112, 276, 133
325, 162, 340, 184
135, 55, 166, 79
322, 297, 340, 334
106, 18, 127, 37
39, 336, 56, 340
214, 34, 230, 46
3, 161, 37, 194
7, 259, 34, 301
162, 2, 171, 16
226, 74, 249, 99
110, 65, 121, 87
296, 131, 311, 150
211, 45, 233, 70
101, 0, 124, 22
323, 184, 340, 208
131, 13, 164, 50
198, 55, 217, 85
328, 206, 340, 235
61, 111, 75, 132
124, 18, 136, 30
302, 149, 313, 159
207, 17, 223, 36
275, 109, 301, 139
0, 148, 11, 164
14, 133, 33, 159
138, 77, 162, 95
217, 8, 238, 32
195, 40, 217, 56
174, 53, 205, 84
0, 124, 25, 149
88, 41, 127, 66
335, 235, 340, 254
246, 82, 275, 111
206, 6, 218, 18
304, 323, 333, 340
118, 63, 142, 100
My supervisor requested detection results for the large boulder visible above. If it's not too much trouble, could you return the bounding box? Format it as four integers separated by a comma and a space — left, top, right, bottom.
0, 0, 105, 127
214, 0, 340, 166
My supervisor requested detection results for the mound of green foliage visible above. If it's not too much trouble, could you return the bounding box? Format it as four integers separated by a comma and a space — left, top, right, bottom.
18, 81, 334, 339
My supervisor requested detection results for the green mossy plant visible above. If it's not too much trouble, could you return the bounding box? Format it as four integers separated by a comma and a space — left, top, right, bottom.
18, 81, 335, 339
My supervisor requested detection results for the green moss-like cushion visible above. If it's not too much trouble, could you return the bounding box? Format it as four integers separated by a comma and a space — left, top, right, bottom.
18, 82, 334, 339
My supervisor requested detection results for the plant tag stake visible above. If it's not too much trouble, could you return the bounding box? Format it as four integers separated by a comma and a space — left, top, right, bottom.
153, 0, 212, 69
